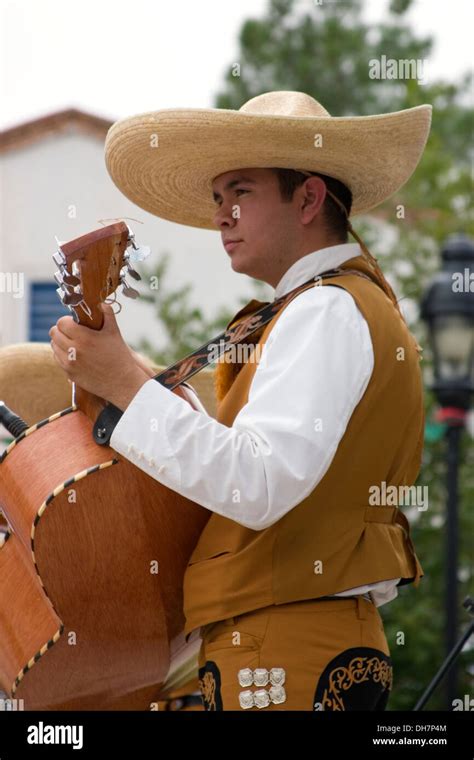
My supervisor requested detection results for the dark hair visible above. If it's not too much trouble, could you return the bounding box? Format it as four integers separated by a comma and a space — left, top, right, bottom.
270, 168, 353, 243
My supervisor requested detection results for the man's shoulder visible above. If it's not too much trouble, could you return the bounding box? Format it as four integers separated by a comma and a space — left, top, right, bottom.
278, 279, 367, 323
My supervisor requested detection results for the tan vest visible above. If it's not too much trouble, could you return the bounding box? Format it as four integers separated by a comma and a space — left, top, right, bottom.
182, 255, 425, 636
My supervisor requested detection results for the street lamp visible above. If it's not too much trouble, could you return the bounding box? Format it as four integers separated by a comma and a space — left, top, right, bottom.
420, 233, 474, 709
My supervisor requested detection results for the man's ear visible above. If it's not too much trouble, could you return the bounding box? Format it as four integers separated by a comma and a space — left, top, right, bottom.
300, 176, 327, 223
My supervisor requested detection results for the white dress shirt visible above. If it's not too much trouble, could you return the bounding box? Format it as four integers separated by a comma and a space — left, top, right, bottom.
110, 242, 400, 607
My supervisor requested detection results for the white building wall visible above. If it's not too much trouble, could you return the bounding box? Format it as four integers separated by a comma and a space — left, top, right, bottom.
0, 126, 270, 349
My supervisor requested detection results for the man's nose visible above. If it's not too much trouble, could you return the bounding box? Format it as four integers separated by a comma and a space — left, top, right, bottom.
213, 200, 236, 228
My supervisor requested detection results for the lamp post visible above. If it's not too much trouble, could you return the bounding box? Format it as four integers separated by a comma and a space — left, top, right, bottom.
420, 234, 474, 709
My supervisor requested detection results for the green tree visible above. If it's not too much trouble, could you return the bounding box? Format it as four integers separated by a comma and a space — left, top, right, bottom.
135, 0, 473, 709
213, 0, 474, 710
133, 252, 269, 366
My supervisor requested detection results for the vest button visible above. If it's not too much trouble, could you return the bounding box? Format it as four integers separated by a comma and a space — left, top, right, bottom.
238, 690, 254, 709
253, 668, 269, 686
238, 668, 253, 687
254, 689, 271, 709
270, 667, 286, 686
270, 685, 286, 704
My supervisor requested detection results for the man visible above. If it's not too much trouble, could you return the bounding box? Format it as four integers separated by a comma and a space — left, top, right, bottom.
50, 91, 432, 711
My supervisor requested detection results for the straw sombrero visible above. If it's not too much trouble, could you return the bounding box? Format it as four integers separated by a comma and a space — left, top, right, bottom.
104, 90, 432, 228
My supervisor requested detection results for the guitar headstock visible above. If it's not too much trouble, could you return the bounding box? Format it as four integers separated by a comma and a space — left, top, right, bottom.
52, 221, 150, 329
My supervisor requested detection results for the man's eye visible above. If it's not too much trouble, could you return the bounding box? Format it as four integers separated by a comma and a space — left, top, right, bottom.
214, 188, 249, 206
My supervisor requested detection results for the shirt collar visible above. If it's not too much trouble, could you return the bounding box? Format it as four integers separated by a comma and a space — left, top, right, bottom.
274, 243, 361, 299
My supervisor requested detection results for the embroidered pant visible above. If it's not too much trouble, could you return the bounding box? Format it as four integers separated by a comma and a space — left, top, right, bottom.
197, 595, 392, 711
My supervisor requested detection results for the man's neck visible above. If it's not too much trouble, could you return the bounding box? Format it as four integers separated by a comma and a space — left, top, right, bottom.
273, 241, 360, 299
266, 237, 346, 288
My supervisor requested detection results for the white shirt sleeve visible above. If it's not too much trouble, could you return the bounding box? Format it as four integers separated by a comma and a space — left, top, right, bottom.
110, 286, 374, 530
179, 382, 210, 416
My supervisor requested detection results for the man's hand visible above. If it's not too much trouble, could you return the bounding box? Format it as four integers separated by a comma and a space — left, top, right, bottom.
49, 303, 150, 411
128, 349, 200, 410
129, 348, 157, 379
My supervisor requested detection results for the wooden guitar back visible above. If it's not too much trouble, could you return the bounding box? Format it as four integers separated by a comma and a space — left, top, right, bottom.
0, 406, 209, 710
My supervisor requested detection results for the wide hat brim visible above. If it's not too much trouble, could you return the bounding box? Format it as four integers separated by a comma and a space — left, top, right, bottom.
104, 91, 432, 228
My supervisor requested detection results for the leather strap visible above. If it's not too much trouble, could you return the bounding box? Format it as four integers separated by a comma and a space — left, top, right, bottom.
92, 267, 370, 445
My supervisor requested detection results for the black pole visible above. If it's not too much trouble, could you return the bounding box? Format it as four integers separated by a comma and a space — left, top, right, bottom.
420, 235, 474, 709
414, 598, 474, 710
445, 423, 462, 708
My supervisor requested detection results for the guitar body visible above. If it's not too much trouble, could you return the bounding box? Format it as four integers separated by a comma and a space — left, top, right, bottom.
0, 402, 209, 710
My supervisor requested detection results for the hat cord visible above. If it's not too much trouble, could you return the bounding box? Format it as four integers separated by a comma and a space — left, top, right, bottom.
326, 188, 407, 324
298, 170, 406, 323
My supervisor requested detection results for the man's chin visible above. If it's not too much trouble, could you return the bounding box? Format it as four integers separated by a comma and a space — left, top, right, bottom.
229, 252, 247, 273
227, 245, 258, 276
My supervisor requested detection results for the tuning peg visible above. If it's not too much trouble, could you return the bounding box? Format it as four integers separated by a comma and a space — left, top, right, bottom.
63, 293, 84, 307
127, 267, 141, 281
124, 229, 150, 266
54, 270, 81, 288
54, 282, 79, 320
63, 273, 81, 287
56, 287, 84, 306
120, 277, 140, 299
121, 262, 141, 281
67, 305, 80, 323
122, 251, 142, 280
126, 233, 151, 262
129, 243, 151, 263
53, 270, 64, 287
52, 250, 66, 267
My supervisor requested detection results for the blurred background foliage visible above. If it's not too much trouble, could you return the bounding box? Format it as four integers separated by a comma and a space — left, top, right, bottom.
134, 0, 473, 709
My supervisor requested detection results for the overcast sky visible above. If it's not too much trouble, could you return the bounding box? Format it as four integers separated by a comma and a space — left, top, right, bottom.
0, 0, 471, 129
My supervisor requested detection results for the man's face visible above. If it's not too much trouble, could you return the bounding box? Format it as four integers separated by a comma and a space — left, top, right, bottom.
211, 167, 301, 285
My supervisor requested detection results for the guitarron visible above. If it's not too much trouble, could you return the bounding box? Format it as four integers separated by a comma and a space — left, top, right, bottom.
0, 222, 209, 710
